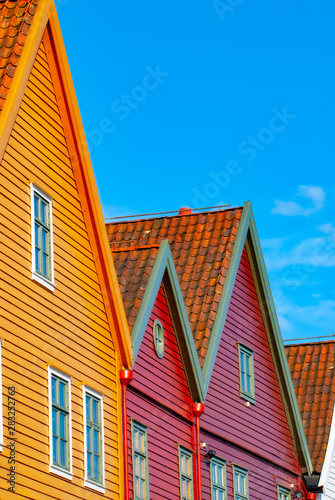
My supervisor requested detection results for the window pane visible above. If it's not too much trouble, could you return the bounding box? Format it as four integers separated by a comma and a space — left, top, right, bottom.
41, 201, 47, 224
93, 398, 98, 424
59, 381, 65, 407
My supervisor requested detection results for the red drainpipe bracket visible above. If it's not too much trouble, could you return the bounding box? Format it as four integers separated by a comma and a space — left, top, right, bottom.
120, 369, 133, 500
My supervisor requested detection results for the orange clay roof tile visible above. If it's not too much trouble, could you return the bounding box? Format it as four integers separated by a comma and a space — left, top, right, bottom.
107, 207, 243, 365
285, 341, 335, 473
0, 0, 38, 111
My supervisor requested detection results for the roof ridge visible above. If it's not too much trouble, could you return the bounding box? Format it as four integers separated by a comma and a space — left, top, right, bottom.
105, 205, 243, 224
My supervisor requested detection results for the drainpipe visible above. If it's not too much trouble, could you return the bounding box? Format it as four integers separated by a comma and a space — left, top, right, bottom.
193, 403, 205, 500
120, 369, 133, 500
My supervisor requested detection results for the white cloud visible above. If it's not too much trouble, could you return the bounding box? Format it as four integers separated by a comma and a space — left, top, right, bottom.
271, 185, 325, 216
263, 223, 335, 272
273, 295, 335, 339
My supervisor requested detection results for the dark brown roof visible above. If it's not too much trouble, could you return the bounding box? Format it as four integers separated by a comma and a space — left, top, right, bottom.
285, 341, 335, 473
107, 207, 243, 365
0, 0, 38, 111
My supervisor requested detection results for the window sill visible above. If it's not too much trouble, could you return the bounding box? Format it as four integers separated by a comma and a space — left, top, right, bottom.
32, 272, 55, 292
84, 479, 105, 493
240, 392, 256, 405
49, 465, 73, 480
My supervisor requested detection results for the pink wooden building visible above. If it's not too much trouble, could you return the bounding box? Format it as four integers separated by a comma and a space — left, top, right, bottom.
107, 203, 313, 500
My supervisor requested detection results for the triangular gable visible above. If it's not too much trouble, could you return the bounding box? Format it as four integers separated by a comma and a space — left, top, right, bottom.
194, 203, 312, 474
204, 245, 301, 471
130, 283, 194, 419
118, 240, 205, 401
0, 0, 132, 367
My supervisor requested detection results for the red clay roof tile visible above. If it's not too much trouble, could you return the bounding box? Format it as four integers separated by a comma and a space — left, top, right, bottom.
107, 207, 243, 365
285, 341, 335, 473
0, 0, 38, 111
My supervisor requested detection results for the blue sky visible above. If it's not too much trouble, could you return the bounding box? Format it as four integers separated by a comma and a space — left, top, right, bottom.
56, 1, 335, 342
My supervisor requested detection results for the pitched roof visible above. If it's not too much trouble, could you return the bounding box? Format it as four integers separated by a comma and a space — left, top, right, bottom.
0, 0, 38, 111
107, 207, 243, 365
285, 341, 335, 473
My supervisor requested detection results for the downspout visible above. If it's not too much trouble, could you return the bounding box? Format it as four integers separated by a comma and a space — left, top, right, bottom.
193, 403, 205, 500
120, 369, 133, 500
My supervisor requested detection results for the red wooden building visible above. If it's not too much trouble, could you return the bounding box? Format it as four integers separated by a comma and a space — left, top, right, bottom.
107, 202, 313, 500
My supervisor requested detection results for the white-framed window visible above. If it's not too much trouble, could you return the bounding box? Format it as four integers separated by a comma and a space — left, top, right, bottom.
48, 367, 72, 479
278, 486, 291, 500
238, 344, 255, 403
83, 386, 105, 493
132, 421, 150, 500
233, 466, 248, 500
211, 457, 226, 500
31, 184, 54, 291
179, 446, 194, 500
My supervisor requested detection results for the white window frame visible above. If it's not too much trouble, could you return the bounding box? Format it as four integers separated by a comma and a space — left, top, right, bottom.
31, 184, 54, 292
48, 367, 72, 479
238, 344, 255, 403
232, 465, 249, 500
132, 421, 150, 500
178, 446, 194, 500
211, 456, 226, 500
277, 485, 291, 500
83, 386, 105, 493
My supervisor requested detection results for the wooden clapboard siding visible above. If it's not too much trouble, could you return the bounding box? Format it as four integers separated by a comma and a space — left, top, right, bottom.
127, 391, 193, 500
0, 34, 121, 499
127, 285, 194, 499
200, 430, 300, 500
200, 246, 302, 497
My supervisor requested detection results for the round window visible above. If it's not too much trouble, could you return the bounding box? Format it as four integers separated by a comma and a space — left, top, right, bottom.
153, 320, 164, 359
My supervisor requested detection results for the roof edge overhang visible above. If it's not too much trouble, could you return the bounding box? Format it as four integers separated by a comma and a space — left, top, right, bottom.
130, 239, 205, 402
201, 201, 312, 475
0, 0, 51, 160
0, 0, 132, 367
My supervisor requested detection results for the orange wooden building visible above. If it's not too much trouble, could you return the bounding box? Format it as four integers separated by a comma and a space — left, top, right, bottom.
0, 0, 131, 498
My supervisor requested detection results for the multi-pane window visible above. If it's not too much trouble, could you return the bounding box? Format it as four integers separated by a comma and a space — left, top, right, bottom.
83, 387, 104, 489
238, 344, 255, 402
179, 447, 194, 500
132, 422, 149, 500
278, 486, 291, 500
211, 457, 226, 500
233, 466, 248, 500
31, 185, 54, 289
49, 368, 71, 476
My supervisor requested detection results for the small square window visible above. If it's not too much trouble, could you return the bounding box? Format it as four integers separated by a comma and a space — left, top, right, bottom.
132, 421, 150, 500
31, 184, 54, 291
48, 368, 72, 479
83, 386, 105, 493
238, 344, 255, 403
211, 457, 226, 500
233, 465, 248, 500
278, 486, 291, 500
179, 446, 194, 500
